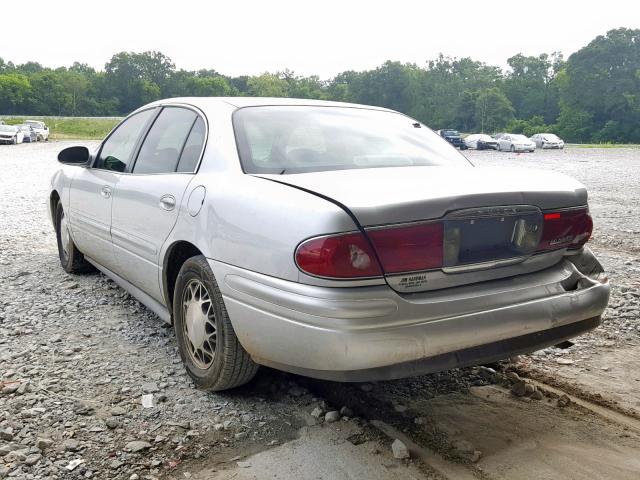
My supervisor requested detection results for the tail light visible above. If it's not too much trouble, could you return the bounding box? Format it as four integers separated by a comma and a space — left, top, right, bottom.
366, 223, 444, 273
296, 207, 592, 280
295, 223, 444, 279
295, 232, 383, 278
538, 209, 593, 251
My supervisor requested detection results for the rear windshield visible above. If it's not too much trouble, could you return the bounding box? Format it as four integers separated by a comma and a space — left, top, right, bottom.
233, 106, 470, 174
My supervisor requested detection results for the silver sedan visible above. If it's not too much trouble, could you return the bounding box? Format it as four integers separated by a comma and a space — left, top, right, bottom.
497, 134, 537, 152
50, 98, 610, 390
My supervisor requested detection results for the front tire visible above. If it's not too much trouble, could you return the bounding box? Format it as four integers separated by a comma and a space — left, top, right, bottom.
55, 202, 93, 273
173, 255, 258, 391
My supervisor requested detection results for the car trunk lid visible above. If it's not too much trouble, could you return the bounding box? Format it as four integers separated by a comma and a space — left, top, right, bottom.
257, 166, 589, 292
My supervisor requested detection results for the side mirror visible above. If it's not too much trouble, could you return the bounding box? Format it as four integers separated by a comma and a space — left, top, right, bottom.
58, 146, 90, 165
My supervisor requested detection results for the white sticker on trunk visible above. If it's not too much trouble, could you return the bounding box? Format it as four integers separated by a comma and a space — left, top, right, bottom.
398, 273, 428, 289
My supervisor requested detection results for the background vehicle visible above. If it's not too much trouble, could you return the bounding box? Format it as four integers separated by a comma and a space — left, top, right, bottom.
496, 134, 536, 152
0, 125, 24, 144
531, 133, 565, 149
464, 133, 498, 150
50, 98, 608, 391
436, 129, 467, 149
18, 124, 38, 143
24, 119, 49, 141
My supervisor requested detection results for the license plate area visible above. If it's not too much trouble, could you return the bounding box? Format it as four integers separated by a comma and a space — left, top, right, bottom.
443, 205, 543, 269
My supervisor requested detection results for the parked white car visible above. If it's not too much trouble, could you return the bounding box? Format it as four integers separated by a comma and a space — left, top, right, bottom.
464, 133, 499, 150
497, 134, 536, 152
531, 133, 565, 149
0, 125, 24, 144
50, 97, 609, 391
24, 120, 49, 141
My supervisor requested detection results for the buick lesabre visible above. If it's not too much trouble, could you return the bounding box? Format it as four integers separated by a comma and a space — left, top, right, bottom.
50, 98, 610, 390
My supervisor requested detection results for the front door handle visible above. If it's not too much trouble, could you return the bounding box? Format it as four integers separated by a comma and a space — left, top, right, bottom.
159, 194, 176, 211
100, 185, 112, 198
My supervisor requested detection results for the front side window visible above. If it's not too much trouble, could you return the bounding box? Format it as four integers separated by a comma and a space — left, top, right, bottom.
233, 106, 471, 174
96, 109, 155, 172
133, 107, 198, 174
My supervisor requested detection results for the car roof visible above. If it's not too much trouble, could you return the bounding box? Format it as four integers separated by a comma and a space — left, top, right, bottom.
143, 96, 394, 112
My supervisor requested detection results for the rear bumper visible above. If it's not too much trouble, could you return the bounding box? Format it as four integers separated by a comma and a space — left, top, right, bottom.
211, 250, 609, 381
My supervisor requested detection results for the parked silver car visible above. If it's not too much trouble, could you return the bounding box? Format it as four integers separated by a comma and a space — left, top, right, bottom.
496, 134, 536, 152
50, 98, 609, 390
531, 133, 565, 149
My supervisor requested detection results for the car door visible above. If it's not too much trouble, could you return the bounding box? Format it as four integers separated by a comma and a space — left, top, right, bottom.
109, 106, 207, 302
69, 108, 156, 269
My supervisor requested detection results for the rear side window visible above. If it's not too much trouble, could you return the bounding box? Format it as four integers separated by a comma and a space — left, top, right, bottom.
96, 109, 155, 172
133, 107, 197, 174
176, 117, 206, 172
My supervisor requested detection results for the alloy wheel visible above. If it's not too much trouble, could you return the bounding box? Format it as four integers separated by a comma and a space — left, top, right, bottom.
182, 279, 217, 369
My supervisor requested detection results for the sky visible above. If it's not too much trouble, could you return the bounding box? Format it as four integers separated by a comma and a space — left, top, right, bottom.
2, 0, 638, 78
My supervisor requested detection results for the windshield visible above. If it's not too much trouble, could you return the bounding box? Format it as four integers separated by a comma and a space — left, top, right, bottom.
19, 125, 30, 131
511, 134, 529, 141
0, 125, 16, 132
233, 106, 470, 174
543, 134, 560, 141
442, 130, 459, 136
25, 121, 42, 128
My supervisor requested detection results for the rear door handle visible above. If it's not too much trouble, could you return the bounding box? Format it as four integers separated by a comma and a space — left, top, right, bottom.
100, 185, 112, 198
159, 194, 176, 211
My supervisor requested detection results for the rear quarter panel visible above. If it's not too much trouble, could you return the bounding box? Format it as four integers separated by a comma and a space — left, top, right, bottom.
165, 172, 358, 282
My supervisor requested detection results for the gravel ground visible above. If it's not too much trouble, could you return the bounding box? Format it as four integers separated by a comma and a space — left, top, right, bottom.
1, 142, 639, 479
466, 148, 640, 415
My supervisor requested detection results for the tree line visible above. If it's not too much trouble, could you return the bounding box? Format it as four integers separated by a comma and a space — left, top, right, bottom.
0, 28, 638, 143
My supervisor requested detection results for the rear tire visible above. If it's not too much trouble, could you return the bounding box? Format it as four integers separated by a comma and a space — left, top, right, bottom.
173, 255, 258, 391
510, 145, 515, 152
55, 202, 93, 273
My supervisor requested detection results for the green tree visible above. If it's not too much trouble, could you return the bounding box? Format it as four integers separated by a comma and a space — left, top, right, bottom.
104, 51, 172, 112
474, 87, 515, 133
246, 73, 289, 97
557, 28, 640, 142
503, 53, 562, 123
188, 76, 235, 96
0, 74, 31, 113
